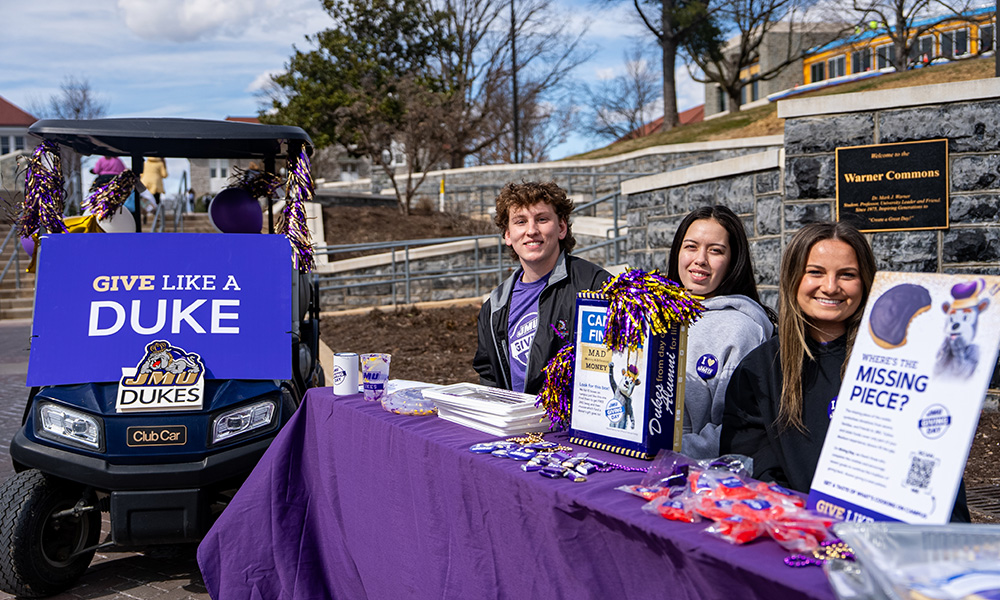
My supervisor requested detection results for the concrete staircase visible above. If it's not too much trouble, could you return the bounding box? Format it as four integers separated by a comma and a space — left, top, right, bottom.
0, 219, 34, 321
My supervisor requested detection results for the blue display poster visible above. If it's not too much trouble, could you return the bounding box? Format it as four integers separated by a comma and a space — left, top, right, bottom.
28, 233, 292, 386
569, 292, 687, 459
808, 273, 1000, 523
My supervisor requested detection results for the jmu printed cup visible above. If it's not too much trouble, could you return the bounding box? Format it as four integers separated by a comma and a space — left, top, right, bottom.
361, 353, 391, 402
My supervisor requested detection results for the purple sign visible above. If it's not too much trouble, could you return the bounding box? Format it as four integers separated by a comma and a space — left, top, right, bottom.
28, 233, 292, 386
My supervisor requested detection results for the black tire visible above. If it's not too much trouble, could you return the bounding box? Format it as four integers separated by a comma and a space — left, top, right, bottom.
0, 470, 101, 598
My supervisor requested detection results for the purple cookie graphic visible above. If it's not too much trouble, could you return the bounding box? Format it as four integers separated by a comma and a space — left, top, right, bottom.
869, 283, 931, 348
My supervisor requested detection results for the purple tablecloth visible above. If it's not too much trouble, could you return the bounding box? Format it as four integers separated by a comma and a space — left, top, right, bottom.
197, 389, 836, 600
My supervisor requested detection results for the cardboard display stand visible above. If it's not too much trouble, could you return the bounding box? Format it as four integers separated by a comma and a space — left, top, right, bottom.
808, 272, 1000, 524
569, 291, 687, 459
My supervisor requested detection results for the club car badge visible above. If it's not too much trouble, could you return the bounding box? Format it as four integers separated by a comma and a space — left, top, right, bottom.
116, 340, 206, 412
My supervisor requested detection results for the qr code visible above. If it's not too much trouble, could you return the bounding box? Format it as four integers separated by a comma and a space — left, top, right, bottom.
905, 456, 936, 489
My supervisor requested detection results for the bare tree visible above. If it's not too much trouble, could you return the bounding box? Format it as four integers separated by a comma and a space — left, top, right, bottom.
34, 77, 108, 121
609, 0, 717, 132
851, 0, 982, 72
683, 0, 848, 113
584, 46, 661, 142
470, 87, 578, 164
437, 0, 592, 166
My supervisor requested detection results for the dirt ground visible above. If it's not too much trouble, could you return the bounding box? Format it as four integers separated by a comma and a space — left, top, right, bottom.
318, 205, 1000, 523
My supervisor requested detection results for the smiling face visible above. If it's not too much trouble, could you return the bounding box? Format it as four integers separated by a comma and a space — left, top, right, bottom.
504, 202, 567, 282
677, 218, 731, 298
796, 238, 864, 342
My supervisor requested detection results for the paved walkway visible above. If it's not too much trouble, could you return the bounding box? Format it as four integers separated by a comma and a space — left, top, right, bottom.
0, 320, 211, 600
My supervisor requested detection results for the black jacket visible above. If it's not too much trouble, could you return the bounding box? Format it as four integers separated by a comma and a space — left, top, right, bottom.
473, 252, 610, 395
720, 335, 970, 522
720, 335, 843, 493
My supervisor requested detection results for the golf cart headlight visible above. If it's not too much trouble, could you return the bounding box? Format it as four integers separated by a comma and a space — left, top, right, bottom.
212, 400, 276, 443
38, 403, 102, 449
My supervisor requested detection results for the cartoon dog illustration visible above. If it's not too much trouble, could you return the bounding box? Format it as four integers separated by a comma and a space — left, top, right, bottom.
609, 361, 640, 429
935, 279, 989, 379
138, 341, 203, 374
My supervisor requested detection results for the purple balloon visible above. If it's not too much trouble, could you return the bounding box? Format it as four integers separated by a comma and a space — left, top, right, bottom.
21, 235, 35, 257
209, 188, 263, 234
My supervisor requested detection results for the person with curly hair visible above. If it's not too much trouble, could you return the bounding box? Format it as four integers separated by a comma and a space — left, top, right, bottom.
473, 181, 610, 395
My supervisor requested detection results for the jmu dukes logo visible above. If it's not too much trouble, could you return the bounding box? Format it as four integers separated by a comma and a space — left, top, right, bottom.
117, 341, 206, 412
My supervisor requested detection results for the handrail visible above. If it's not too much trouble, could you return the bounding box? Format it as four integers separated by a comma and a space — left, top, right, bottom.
173, 170, 189, 232
314, 226, 626, 308
0, 225, 23, 290
316, 234, 507, 305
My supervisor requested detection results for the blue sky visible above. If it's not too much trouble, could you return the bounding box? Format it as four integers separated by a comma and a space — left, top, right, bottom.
2, 0, 703, 192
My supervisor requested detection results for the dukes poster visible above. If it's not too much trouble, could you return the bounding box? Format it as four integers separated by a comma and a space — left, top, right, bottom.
28, 233, 292, 386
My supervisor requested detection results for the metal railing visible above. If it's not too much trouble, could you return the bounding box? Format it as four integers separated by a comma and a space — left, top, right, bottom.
315, 234, 508, 306
314, 221, 628, 308
148, 170, 189, 233
0, 225, 23, 291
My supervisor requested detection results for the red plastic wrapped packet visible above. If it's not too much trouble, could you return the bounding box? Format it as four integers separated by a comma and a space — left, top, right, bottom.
641, 495, 701, 523
705, 515, 765, 545
765, 513, 836, 553
617, 484, 672, 501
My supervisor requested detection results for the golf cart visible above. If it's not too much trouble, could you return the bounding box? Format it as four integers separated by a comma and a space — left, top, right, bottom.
1, 118, 324, 597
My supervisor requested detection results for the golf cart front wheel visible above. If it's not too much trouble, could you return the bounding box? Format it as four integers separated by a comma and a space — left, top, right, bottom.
0, 469, 101, 597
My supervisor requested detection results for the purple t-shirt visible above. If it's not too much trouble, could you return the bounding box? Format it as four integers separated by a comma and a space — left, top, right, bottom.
507, 273, 548, 393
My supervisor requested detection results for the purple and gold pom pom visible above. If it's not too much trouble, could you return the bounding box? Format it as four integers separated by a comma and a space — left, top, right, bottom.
535, 342, 575, 431
600, 268, 704, 353
18, 141, 68, 236
229, 165, 282, 200
279, 149, 315, 272
83, 171, 137, 220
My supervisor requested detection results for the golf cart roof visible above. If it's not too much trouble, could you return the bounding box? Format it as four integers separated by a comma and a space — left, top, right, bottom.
28, 118, 313, 160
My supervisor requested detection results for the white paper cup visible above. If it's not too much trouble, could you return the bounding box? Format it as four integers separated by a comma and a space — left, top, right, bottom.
361, 353, 391, 402
332, 352, 359, 396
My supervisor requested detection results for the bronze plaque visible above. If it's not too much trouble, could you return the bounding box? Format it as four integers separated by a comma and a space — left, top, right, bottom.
836, 139, 949, 232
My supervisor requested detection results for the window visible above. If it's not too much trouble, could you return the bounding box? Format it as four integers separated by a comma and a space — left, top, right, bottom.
876, 44, 896, 68
851, 48, 872, 73
956, 29, 969, 55
941, 29, 968, 57
910, 35, 935, 61
810, 61, 826, 83
717, 86, 726, 112
979, 24, 994, 53
0, 137, 8, 155
828, 55, 846, 78
751, 79, 759, 102
14, 136, 24, 151
208, 159, 228, 193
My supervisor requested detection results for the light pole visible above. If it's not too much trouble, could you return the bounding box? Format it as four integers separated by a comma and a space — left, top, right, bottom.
511, 0, 520, 164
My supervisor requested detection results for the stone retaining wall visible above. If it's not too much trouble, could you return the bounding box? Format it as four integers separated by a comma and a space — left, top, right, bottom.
317, 137, 784, 220
623, 78, 1000, 398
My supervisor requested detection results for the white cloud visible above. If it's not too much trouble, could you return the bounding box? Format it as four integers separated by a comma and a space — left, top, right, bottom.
117, 0, 262, 42
594, 67, 618, 80
247, 70, 282, 94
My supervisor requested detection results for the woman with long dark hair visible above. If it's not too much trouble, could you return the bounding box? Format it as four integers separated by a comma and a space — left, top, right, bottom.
667, 205, 775, 459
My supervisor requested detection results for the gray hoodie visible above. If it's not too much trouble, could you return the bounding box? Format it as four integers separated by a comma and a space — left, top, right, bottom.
681, 294, 774, 459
